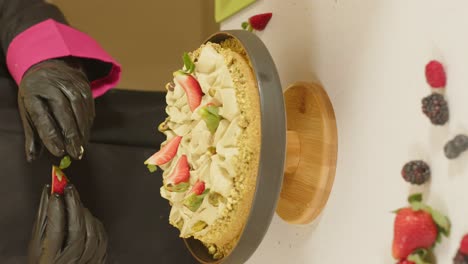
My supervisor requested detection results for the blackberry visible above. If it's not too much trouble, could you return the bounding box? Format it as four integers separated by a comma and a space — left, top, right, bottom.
422, 93, 449, 125
454, 251, 468, 264
401, 160, 431, 185
445, 134, 468, 159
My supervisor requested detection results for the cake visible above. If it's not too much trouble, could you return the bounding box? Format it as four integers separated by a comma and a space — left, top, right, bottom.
145, 39, 261, 259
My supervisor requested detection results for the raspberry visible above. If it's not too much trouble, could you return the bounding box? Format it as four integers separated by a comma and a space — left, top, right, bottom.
444, 135, 468, 159
401, 160, 431, 185
425, 60, 446, 88
422, 93, 449, 125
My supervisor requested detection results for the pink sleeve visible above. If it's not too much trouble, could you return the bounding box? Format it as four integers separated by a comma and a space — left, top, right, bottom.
6, 19, 121, 98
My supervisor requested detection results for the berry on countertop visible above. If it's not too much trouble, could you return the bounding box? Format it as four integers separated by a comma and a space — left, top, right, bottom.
422, 93, 449, 125
392, 193, 450, 260
444, 135, 468, 159
454, 234, 468, 263
459, 235, 468, 255
454, 251, 468, 264
242, 13, 273, 31
425, 60, 446, 88
401, 160, 431, 185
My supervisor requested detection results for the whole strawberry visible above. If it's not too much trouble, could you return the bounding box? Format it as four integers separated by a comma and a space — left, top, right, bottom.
392, 193, 450, 260
242, 13, 273, 32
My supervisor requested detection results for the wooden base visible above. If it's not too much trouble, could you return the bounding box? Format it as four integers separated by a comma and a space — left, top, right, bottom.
276, 82, 338, 225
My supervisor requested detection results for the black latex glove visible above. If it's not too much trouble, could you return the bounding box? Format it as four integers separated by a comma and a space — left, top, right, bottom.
18, 59, 95, 162
27, 185, 108, 264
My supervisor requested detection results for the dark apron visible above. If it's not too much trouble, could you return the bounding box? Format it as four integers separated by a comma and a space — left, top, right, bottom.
0, 78, 196, 264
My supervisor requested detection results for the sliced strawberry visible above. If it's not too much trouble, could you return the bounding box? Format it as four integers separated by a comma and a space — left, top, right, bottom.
51, 166, 68, 195
242, 13, 272, 31
145, 136, 182, 171
190, 181, 206, 195
164, 155, 190, 192
174, 71, 203, 112
459, 234, 468, 255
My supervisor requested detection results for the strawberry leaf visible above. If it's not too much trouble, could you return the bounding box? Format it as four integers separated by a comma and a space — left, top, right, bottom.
199, 105, 221, 134
408, 193, 423, 204
407, 248, 430, 264
430, 208, 451, 237
410, 201, 426, 211
147, 164, 157, 173
241, 21, 253, 32
182, 52, 195, 74
435, 233, 442, 244
59, 156, 72, 170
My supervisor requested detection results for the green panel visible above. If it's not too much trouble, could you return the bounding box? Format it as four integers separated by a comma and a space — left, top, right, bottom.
215, 0, 257, 23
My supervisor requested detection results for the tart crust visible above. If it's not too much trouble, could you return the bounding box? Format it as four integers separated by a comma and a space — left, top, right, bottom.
163, 39, 261, 259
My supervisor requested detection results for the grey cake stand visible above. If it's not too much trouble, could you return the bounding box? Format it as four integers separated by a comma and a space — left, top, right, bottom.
184, 30, 338, 264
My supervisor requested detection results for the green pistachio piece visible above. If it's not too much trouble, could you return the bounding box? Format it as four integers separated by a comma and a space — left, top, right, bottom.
208, 146, 217, 155
208, 88, 216, 97
165, 82, 175, 91
208, 245, 217, 255
147, 164, 157, 173
165, 182, 190, 193
192, 221, 207, 232
208, 192, 226, 207
213, 252, 223, 260
158, 118, 170, 132
183, 189, 210, 212
175, 218, 184, 229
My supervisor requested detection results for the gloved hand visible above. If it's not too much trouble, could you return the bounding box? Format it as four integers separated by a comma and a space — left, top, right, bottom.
27, 185, 108, 264
18, 59, 95, 161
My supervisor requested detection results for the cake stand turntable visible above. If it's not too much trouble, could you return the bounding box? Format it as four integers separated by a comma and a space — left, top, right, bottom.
183, 30, 338, 264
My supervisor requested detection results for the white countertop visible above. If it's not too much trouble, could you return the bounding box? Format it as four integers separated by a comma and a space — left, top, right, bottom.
221, 1, 468, 263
